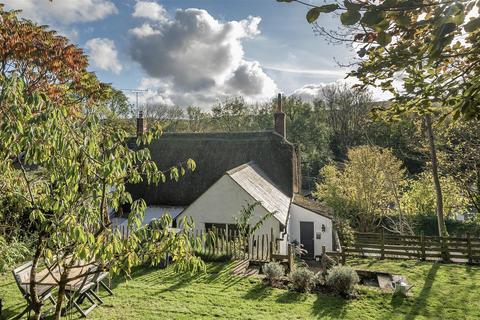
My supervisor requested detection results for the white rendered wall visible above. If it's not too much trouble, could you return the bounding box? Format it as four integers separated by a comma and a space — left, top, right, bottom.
288, 203, 333, 256
178, 175, 284, 250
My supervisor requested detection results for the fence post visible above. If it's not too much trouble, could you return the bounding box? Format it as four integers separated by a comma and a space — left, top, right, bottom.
441, 236, 449, 262
251, 235, 255, 260
380, 230, 385, 260
421, 232, 426, 261
256, 235, 260, 261
261, 235, 265, 261
287, 243, 294, 272
270, 228, 274, 261
322, 245, 326, 256
467, 233, 472, 264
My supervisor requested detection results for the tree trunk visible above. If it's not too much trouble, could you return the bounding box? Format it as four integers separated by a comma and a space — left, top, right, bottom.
53, 276, 68, 320
424, 114, 448, 236
30, 239, 45, 320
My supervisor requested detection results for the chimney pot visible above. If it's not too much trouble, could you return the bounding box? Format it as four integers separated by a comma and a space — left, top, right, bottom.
274, 93, 286, 138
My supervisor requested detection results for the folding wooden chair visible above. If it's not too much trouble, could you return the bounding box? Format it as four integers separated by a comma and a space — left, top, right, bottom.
87, 265, 113, 296
12, 262, 56, 319
64, 276, 102, 318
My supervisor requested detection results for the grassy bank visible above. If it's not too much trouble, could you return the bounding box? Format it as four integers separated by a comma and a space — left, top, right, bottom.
1, 258, 479, 319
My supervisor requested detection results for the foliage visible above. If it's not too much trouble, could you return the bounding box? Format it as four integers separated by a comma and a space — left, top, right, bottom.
313, 84, 372, 160
319, 253, 337, 271
290, 239, 308, 257
364, 115, 424, 174
332, 218, 355, 247
413, 215, 480, 237
0, 236, 30, 273
315, 145, 406, 231
281, 0, 480, 120
211, 97, 252, 132
186, 106, 209, 132
262, 261, 285, 285
103, 88, 132, 118
437, 120, 480, 213
326, 265, 359, 296
0, 74, 203, 319
282, 95, 332, 178
0, 5, 108, 106
400, 172, 468, 219
289, 267, 317, 293
234, 202, 272, 238
145, 103, 186, 132
0, 181, 31, 240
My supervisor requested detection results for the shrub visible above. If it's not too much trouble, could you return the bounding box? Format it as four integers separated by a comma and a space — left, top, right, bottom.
319, 253, 336, 271
0, 236, 30, 273
263, 261, 284, 285
290, 267, 317, 293
326, 266, 359, 296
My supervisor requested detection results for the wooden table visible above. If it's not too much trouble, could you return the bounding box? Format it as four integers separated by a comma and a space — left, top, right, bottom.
21, 264, 92, 286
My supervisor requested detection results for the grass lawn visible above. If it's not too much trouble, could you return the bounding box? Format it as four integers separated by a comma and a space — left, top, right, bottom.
1, 258, 480, 319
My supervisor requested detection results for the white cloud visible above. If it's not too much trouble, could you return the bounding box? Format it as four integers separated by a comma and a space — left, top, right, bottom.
291, 83, 330, 102
85, 38, 123, 74
226, 60, 277, 97
128, 8, 277, 107
133, 1, 168, 22
3, 0, 118, 25
264, 65, 347, 76
292, 80, 394, 102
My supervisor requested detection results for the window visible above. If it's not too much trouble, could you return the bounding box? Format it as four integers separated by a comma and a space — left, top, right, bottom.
205, 223, 226, 233
204, 223, 238, 240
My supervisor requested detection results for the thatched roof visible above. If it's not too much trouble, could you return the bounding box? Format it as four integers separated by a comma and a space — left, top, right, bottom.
127, 131, 301, 206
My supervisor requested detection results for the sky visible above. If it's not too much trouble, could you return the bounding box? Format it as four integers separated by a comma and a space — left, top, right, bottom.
4, 0, 363, 108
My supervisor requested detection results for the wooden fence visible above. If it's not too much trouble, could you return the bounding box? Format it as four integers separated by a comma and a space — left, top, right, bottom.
194, 229, 276, 262
117, 225, 293, 267
342, 232, 480, 263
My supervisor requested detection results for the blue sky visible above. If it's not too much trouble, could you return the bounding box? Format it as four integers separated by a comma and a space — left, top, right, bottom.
4, 0, 357, 108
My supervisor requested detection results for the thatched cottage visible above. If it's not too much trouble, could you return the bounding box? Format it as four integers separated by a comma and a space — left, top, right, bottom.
124, 95, 335, 258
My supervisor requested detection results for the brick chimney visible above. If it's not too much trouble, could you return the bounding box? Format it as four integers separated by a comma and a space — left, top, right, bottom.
136, 111, 147, 137
274, 93, 286, 138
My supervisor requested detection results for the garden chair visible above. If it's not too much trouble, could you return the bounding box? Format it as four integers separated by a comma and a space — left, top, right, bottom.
64, 274, 102, 318
87, 264, 113, 296
12, 261, 57, 319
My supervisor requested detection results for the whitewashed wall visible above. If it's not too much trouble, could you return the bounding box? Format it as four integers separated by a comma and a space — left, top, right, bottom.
288, 203, 333, 256
178, 175, 286, 253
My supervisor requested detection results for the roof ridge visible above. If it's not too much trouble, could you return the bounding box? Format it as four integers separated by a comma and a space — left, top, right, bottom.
226, 161, 256, 175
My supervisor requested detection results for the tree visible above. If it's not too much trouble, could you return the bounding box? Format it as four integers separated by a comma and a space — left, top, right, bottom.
0, 5, 105, 106
274, 95, 332, 184
313, 84, 372, 160
424, 114, 448, 235
437, 120, 480, 214
0, 75, 203, 319
103, 88, 131, 118
279, 0, 480, 120
401, 172, 467, 218
314, 145, 406, 232
211, 97, 251, 132
186, 106, 208, 132
234, 202, 272, 238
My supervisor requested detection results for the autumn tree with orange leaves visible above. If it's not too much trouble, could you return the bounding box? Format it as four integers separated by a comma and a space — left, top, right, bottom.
0, 4, 113, 107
